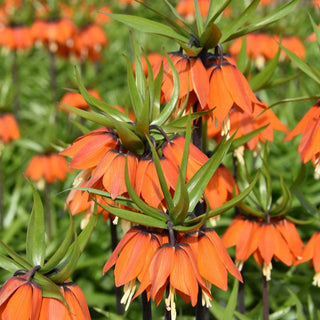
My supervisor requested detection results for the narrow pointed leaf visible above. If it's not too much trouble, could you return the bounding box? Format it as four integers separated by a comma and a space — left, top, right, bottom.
136, 87, 150, 136
236, 36, 248, 74
225, 0, 299, 42
106, 14, 189, 42
26, 185, 45, 266
34, 272, 67, 305
279, 44, 320, 85
220, 0, 260, 43
40, 215, 74, 274
268, 96, 320, 109
151, 52, 179, 126
50, 232, 81, 283
163, 0, 194, 34
125, 55, 143, 118
230, 125, 269, 150
194, 0, 203, 35
187, 136, 232, 212
205, 0, 232, 28
250, 47, 281, 91
124, 158, 167, 221
75, 67, 130, 122
97, 202, 168, 229
0, 239, 32, 270
62, 104, 116, 128
223, 279, 239, 320
186, 171, 259, 224
309, 14, 320, 47
148, 137, 174, 211
0, 254, 24, 273
152, 62, 163, 120
270, 176, 291, 216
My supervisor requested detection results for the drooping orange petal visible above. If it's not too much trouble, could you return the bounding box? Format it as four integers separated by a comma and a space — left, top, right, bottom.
258, 224, 276, 264
190, 58, 209, 109
150, 244, 175, 299
208, 67, 234, 123
0, 277, 27, 305
67, 284, 91, 319
31, 283, 42, 320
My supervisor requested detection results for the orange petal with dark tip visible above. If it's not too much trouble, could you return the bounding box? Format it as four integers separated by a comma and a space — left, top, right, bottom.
258, 224, 276, 264
0, 277, 27, 305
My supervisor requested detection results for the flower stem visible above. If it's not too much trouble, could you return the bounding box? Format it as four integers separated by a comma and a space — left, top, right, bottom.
142, 290, 152, 320
49, 50, 57, 122
262, 274, 269, 320
110, 222, 124, 315
196, 288, 209, 320
238, 270, 246, 314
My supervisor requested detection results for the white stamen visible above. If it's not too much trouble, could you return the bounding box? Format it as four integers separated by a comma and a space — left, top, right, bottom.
313, 158, 320, 180
221, 115, 230, 139
236, 260, 244, 271
262, 262, 272, 281
120, 280, 136, 311
165, 286, 176, 320
233, 146, 245, 165
312, 272, 320, 287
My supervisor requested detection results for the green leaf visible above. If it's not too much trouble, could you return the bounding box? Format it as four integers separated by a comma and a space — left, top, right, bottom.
187, 136, 232, 212
0, 239, 32, 270
194, 0, 203, 35
230, 125, 268, 150
114, 122, 145, 155
34, 272, 67, 305
268, 96, 320, 109
223, 279, 239, 320
152, 62, 163, 120
106, 13, 189, 43
309, 14, 320, 48
205, 0, 232, 28
258, 160, 272, 213
250, 47, 281, 91
199, 22, 222, 49
124, 158, 168, 221
279, 44, 320, 85
74, 67, 129, 122
236, 36, 248, 74
26, 185, 45, 266
136, 87, 150, 136
97, 202, 168, 229
151, 52, 180, 126
125, 54, 143, 118
271, 176, 292, 216
148, 137, 174, 211
220, 0, 260, 43
40, 215, 74, 274
224, 0, 299, 42
50, 231, 80, 283
0, 254, 23, 273
186, 171, 259, 224
61, 104, 116, 128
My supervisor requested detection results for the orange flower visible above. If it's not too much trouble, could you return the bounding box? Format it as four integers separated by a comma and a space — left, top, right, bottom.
86, 150, 138, 200
223, 215, 304, 280
283, 101, 320, 178
134, 157, 179, 208
137, 241, 212, 319
25, 153, 70, 183
176, 0, 210, 18
39, 282, 91, 319
31, 18, 76, 52
59, 89, 101, 112
207, 55, 264, 123
229, 33, 279, 63
154, 52, 210, 112
103, 227, 163, 310
73, 24, 108, 61
296, 232, 320, 286
96, 6, 112, 25
181, 229, 242, 291
133, 52, 163, 76
0, 273, 42, 319
306, 25, 319, 42
60, 127, 118, 170
162, 136, 236, 209
0, 113, 20, 144
207, 102, 288, 152
0, 25, 33, 50
313, 0, 320, 7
